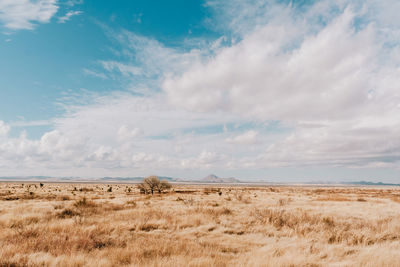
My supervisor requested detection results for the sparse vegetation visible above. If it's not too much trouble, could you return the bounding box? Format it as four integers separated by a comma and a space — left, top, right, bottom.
0, 183, 400, 266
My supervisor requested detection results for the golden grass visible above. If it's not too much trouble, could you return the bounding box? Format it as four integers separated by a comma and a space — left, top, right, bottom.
1, 183, 400, 266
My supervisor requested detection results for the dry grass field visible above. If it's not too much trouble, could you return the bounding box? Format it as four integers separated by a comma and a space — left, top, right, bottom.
1, 182, 400, 266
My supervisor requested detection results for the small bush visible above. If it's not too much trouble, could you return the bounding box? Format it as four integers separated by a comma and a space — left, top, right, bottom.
58, 195, 71, 201
140, 224, 159, 232
74, 197, 97, 208
58, 208, 80, 218
126, 200, 137, 207
80, 187, 94, 192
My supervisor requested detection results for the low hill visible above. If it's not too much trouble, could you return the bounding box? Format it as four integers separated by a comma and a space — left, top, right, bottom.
200, 174, 241, 183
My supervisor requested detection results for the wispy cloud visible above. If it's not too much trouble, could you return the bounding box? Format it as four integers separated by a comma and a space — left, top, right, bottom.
65, 0, 84, 7
58, 10, 83, 23
10, 120, 53, 127
82, 68, 107, 79
100, 61, 142, 77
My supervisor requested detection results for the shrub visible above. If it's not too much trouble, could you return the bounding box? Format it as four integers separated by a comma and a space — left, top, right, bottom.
138, 176, 172, 195
58, 208, 80, 218
74, 197, 97, 208
126, 200, 137, 207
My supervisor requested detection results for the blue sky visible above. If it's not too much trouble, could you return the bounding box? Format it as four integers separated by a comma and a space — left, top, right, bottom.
0, 0, 211, 130
0, 0, 400, 182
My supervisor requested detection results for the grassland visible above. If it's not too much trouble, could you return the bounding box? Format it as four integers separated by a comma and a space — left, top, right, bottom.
1, 182, 400, 266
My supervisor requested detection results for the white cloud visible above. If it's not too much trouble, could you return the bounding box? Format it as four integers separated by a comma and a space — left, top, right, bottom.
100, 61, 142, 77
117, 125, 142, 142
0, 121, 10, 137
164, 8, 378, 121
161, 1, 400, 170
65, 0, 83, 7
226, 130, 259, 145
258, 118, 400, 168
0, 92, 252, 176
82, 68, 107, 79
107, 30, 207, 78
179, 150, 226, 170
10, 119, 52, 127
0, 0, 59, 30
58, 10, 82, 23
205, 0, 295, 37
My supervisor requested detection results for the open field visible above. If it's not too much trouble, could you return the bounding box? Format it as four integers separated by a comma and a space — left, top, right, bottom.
1, 183, 400, 266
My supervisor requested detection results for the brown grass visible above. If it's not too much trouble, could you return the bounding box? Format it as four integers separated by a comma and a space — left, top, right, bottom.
1, 183, 400, 266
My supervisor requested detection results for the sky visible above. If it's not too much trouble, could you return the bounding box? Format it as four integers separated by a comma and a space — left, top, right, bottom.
0, 0, 399, 182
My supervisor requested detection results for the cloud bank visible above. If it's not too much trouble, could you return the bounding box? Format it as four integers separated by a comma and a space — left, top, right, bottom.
1, 0, 399, 180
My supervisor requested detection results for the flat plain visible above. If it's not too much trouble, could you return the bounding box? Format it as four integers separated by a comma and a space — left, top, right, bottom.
1, 182, 400, 266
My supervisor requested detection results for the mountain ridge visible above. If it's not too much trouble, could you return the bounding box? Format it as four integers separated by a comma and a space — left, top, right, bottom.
0, 176, 398, 186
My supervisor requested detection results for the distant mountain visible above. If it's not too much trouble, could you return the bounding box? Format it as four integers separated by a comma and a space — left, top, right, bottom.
342, 181, 400, 186
100, 177, 143, 182
100, 176, 176, 182
0, 174, 243, 183
0, 176, 177, 183
97, 175, 243, 183
202, 174, 220, 182
0, 176, 78, 181
1, 176, 397, 186
158, 176, 176, 182
200, 174, 241, 183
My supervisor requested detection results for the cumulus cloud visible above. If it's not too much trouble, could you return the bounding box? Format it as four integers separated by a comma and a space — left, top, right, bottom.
0, 92, 253, 176
0, 121, 10, 137
179, 150, 227, 170
164, 8, 378, 121
117, 125, 142, 142
0, 0, 59, 30
162, 1, 400, 170
261, 119, 400, 169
